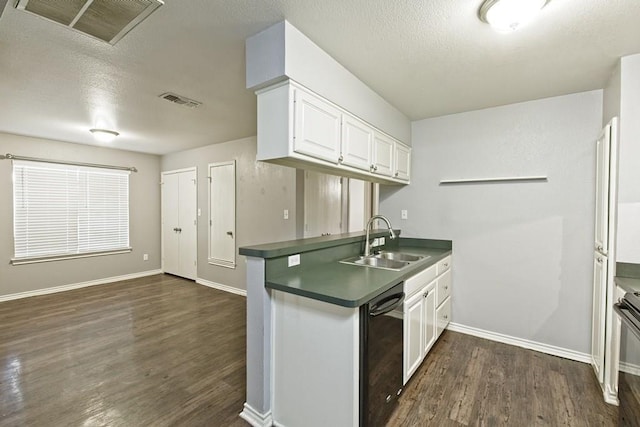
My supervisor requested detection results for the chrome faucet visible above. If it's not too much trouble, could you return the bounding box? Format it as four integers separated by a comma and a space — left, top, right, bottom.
364, 215, 396, 257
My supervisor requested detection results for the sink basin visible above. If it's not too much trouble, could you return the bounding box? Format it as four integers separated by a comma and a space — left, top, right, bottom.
340, 256, 409, 270
375, 251, 425, 262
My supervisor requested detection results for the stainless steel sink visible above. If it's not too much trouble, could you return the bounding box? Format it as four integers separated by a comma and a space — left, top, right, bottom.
376, 251, 424, 262
340, 251, 429, 271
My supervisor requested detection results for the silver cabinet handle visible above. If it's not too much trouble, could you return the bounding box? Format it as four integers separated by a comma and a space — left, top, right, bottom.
443, 263, 449, 267
338, 155, 344, 162
597, 257, 603, 264
444, 285, 449, 290
395, 171, 399, 177
443, 314, 449, 320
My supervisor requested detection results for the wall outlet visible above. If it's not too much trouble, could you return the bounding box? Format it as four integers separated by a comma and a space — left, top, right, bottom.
197, 208, 201, 217
284, 209, 289, 220
401, 210, 408, 220
288, 254, 300, 267
143, 254, 149, 261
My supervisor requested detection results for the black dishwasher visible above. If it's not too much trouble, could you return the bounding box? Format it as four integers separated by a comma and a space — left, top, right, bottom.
360, 282, 405, 427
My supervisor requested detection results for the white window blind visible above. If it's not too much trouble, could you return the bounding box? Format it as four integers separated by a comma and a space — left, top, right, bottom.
12, 160, 130, 262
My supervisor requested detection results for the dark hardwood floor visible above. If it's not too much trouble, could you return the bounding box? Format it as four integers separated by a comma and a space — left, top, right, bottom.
0, 274, 618, 426
0, 274, 248, 427
389, 331, 618, 426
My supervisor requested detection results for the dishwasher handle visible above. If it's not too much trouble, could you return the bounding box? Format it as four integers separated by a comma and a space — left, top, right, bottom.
370, 292, 405, 317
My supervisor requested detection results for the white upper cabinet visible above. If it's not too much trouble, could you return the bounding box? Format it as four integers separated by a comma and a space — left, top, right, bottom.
340, 114, 372, 171
293, 88, 341, 164
256, 80, 411, 184
394, 142, 411, 181
372, 132, 395, 177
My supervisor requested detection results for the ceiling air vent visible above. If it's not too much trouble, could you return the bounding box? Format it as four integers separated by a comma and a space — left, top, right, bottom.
14, 0, 163, 45
159, 92, 202, 109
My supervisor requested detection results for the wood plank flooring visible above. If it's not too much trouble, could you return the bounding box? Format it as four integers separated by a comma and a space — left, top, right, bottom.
0, 274, 248, 427
389, 331, 618, 426
0, 274, 618, 426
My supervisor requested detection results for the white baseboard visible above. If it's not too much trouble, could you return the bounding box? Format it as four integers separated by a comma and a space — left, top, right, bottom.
239, 403, 273, 427
620, 361, 640, 376
196, 278, 247, 297
447, 322, 591, 364
0, 269, 163, 302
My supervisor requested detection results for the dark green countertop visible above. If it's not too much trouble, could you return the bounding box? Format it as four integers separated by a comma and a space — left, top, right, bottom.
239, 229, 398, 259
616, 262, 640, 294
266, 245, 452, 307
617, 277, 640, 294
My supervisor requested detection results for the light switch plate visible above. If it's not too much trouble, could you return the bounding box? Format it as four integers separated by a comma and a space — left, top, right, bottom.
401, 210, 408, 220
288, 254, 300, 267
284, 209, 289, 220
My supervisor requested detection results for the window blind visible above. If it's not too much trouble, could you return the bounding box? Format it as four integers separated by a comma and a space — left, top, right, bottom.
13, 160, 130, 262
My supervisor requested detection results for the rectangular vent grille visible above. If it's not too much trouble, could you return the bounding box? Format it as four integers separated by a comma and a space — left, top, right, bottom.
159, 92, 202, 109
15, 0, 163, 45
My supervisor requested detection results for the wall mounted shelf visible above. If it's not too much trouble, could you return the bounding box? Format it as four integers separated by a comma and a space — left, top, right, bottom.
439, 176, 548, 185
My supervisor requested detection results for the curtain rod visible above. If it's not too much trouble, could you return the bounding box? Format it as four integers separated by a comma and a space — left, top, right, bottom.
0, 153, 137, 172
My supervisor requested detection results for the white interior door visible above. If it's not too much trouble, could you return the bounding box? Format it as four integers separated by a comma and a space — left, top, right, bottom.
209, 161, 236, 268
162, 168, 197, 280
595, 124, 611, 254
304, 171, 343, 238
591, 252, 607, 382
162, 172, 180, 275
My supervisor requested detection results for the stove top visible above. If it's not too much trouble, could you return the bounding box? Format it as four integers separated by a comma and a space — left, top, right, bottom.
623, 292, 640, 320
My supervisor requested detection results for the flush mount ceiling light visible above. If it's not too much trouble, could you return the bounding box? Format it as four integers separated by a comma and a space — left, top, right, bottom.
90, 128, 119, 143
479, 0, 549, 32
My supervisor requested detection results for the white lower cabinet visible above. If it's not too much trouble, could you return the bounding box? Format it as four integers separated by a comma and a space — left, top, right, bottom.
403, 256, 452, 384
404, 288, 426, 382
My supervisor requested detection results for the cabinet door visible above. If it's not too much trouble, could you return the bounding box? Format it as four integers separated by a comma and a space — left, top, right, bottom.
423, 285, 437, 355
595, 125, 610, 254
404, 291, 424, 384
340, 115, 372, 171
591, 254, 607, 383
436, 296, 451, 338
293, 89, 341, 164
373, 132, 394, 176
394, 142, 411, 181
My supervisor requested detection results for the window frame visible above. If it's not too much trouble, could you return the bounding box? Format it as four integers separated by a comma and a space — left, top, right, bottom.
11, 160, 132, 265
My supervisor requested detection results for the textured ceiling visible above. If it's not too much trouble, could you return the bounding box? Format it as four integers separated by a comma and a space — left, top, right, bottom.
0, 0, 639, 155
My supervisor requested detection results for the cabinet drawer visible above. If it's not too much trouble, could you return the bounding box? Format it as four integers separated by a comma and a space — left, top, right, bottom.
436, 296, 451, 337
404, 264, 437, 298
436, 270, 451, 307
437, 256, 451, 275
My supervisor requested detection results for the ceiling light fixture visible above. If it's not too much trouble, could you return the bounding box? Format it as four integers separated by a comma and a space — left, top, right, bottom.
90, 128, 119, 143
479, 0, 549, 33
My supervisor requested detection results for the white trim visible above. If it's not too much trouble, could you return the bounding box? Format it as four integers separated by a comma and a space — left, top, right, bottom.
620, 361, 640, 376
603, 383, 619, 406
447, 322, 591, 364
0, 269, 163, 302
239, 403, 273, 427
196, 278, 246, 297
11, 248, 132, 265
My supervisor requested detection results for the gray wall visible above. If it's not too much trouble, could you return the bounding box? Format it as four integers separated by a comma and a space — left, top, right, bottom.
0, 132, 161, 297
380, 90, 603, 354
161, 136, 297, 291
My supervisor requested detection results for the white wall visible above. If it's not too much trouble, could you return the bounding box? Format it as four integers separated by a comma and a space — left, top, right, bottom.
616, 54, 640, 263
161, 136, 297, 291
0, 132, 161, 297
380, 90, 603, 354
246, 21, 411, 144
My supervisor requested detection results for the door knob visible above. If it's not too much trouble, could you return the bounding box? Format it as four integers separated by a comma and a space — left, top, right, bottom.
177, 228, 182, 233
226, 231, 233, 237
